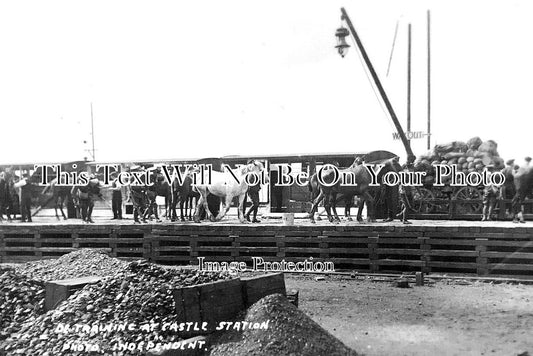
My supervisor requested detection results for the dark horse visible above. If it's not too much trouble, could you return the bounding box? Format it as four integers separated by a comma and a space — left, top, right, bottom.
153, 174, 172, 219
309, 157, 401, 223
43, 178, 74, 220
511, 164, 533, 223
170, 173, 199, 221
308, 158, 369, 222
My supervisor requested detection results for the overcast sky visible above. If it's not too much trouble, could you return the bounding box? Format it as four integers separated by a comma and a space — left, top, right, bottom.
0, 0, 531, 165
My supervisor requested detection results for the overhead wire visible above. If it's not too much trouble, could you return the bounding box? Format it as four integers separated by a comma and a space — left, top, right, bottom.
345, 19, 398, 134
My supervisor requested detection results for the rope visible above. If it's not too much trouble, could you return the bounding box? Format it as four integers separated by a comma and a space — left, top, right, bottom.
347, 30, 397, 133
386, 20, 400, 77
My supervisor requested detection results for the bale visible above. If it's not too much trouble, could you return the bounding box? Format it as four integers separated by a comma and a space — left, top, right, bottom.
478, 140, 499, 157
467, 136, 483, 150
434, 141, 467, 155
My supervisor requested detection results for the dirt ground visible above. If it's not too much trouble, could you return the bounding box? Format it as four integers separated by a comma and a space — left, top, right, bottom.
285, 274, 533, 356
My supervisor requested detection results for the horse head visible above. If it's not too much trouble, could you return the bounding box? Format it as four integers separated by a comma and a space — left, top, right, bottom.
242, 160, 264, 175
383, 156, 402, 173
349, 156, 364, 168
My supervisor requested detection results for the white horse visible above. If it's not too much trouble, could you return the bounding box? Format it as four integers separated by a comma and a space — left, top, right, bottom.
193, 160, 265, 223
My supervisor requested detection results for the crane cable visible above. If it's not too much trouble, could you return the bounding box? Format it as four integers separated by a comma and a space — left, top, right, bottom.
386, 19, 400, 77
346, 21, 397, 133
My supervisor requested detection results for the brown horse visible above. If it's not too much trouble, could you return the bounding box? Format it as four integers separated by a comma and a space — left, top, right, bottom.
309, 157, 401, 223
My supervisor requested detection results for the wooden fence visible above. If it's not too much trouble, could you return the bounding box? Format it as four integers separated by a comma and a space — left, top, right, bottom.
1, 223, 533, 279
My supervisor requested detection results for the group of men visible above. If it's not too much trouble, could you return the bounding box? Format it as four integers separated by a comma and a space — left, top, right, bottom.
0, 170, 34, 223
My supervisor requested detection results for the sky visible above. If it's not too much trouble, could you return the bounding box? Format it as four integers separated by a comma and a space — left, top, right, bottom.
0, 0, 531, 165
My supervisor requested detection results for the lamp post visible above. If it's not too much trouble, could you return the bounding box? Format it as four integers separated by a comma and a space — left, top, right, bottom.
335, 8, 415, 163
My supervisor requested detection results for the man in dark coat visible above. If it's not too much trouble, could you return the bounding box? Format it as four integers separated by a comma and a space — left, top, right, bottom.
244, 180, 261, 223
0, 171, 8, 222
78, 175, 102, 223
14, 173, 34, 222
109, 172, 123, 220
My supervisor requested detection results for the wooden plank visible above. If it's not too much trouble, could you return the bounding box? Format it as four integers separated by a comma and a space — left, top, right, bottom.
377, 248, 424, 255
199, 279, 244, 326
426, 250, 478, 257
428, 261, 478, 269
284, 247, 322, 253
153, 246, 192, 252
478, 240, 533, 247
376, 238, 422, 244
426, 239, 479, 246
3, 247, 75, 252
237, 247, 279, 253
45, 276, 101, 311
481, 251, 533, 259
486, 263, 533, 271
377, 232, 424, 238
376, 260, 424, 267
327, 258, 372, 264
151, 256, 192, 262
327, 248, 370, 254
241, 273, 286, 307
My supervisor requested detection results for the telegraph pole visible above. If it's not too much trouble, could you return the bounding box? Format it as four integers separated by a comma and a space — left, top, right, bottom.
90, 102, 96, 161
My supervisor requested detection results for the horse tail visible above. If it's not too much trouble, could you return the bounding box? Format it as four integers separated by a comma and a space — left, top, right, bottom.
308, 173, 320, 201
308, 173, 316, 193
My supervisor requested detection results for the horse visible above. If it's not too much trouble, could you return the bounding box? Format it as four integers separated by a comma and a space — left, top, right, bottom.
193, 160, 265, 223
170, 171, 199, 222
511, 163, 533, 223
308, 172, 359, 221
309, 157, 401, 224
42, 178, 74, 220
308, 158, 368, 222
152, 173, 172, 219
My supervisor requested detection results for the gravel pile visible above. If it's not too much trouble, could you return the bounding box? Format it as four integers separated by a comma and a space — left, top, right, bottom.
209, 293, 358, 356
14, 249, 128, 282
1, 251, 231, 356
0, 268, 45, 341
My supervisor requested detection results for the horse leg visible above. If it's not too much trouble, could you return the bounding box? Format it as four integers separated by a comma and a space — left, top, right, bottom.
163, 195, 168, 220
215, 195, 232, 221
323, 193, 334, 223
237, 194, 247, 223
363, 191, 376, 222
54, 196, 60, 220
60, 196, 68, 220
194, 190, 212, 222
330, 192, 341, 223
193, 194, 203, 222
345, 196, 353, 222
170, 193, 177, 221
180, 196, 187, 221
309, 191, 325, 223
188, 196, 193, 221
357, 198, 365, 223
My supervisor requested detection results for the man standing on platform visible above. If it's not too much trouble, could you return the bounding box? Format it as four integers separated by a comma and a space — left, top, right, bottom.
14, 173, 33, 223
109, 172, 123, 220
243, 160, 262, 223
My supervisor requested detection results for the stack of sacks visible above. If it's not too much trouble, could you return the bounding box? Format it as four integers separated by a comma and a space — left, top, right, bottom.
414, 137, 504, 185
